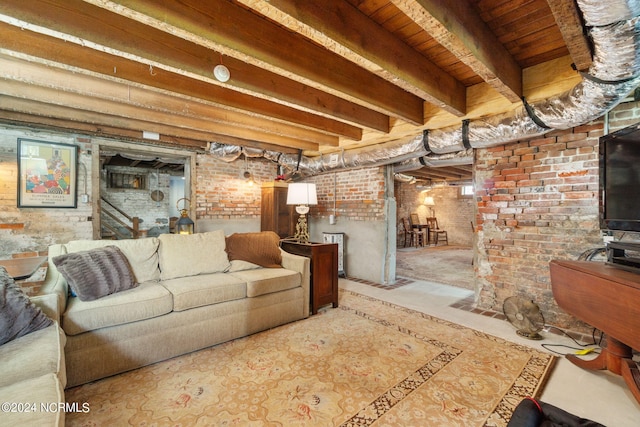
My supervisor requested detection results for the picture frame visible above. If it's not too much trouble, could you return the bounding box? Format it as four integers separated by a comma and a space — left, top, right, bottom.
17, 138, 78, 208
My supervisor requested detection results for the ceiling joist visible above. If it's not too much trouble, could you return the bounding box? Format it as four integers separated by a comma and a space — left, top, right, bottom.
0, 0, 593, 181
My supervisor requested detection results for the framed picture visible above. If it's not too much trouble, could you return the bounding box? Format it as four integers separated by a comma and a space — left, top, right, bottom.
17, 138, 78, 208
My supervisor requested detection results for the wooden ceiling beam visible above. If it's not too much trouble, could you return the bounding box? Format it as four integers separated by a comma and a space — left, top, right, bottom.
0, 91, 319, 152
0, 5, 371, 137
447, 165, 474, 175
391, 0, 523, 103
410, 169, 472, 181
238, 0, 467, 117
79, 0, 425, 125
0, 110, 208, 150
419, 167, 470, 180
0, 109, 303, 154
0, 54, 335, 147
544, 0, 592, 71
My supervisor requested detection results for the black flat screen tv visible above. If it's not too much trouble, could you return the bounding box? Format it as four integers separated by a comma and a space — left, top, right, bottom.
599, 123, 640, 232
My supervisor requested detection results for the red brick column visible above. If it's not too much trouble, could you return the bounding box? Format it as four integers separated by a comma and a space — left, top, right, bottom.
473, 122, 604, 330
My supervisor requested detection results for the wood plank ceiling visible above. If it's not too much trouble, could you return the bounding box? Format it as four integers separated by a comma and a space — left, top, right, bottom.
0, 0, 591, 182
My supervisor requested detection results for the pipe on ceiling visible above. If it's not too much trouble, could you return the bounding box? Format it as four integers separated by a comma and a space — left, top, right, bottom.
210, 0, 640, 179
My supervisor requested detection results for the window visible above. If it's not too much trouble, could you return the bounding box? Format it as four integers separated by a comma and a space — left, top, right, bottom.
459, 185, 474, 198
106, 172, 147, 190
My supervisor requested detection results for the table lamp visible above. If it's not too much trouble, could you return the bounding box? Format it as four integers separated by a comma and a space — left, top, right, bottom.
286, 183, 317, 243
424, 196, 435, 217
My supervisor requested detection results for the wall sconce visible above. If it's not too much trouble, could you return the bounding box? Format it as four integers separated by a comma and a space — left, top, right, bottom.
175, 197, 194, 234
286, 183, 317, 243
424, 196, 435, 217
241, 154, 255, 186
242, 170, 255, 186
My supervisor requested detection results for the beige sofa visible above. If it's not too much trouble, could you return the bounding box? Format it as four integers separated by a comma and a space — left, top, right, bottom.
0, 292, 67, 426
41, 230, 310, 388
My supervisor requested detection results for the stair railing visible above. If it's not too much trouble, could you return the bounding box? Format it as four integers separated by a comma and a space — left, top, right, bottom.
100, 196, 140, 239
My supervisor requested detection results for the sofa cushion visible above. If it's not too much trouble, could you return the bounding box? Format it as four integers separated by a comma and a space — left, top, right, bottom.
67, 237, 160, 283
158, 230, 230, 280
227, 259, 261, 272
0, 323, 66, 388
52, 246, 137, 301
0, 267, 53, 346
160, 273, 247, 311
0, 373, 65, 427
62, 282, 173, 336
228, 268, 301, 298
225, 231, 282, 267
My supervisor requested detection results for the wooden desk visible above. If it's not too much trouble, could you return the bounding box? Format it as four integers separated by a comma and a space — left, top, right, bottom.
280, 240, 338, 315
550, 260, 640, 404
0, 256, 48, 280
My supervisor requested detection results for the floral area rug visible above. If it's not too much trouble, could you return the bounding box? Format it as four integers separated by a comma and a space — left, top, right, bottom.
66, 290, 555, 426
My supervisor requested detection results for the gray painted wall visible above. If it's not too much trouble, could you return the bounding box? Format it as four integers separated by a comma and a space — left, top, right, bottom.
198, 214, 396, 285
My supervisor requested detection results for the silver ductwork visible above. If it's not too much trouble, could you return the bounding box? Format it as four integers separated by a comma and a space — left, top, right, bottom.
210, 0, 640, 178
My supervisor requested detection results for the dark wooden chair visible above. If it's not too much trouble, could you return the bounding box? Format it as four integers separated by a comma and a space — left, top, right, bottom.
426, 217, 448, 245
409, 213, 427, 246
400, 217, 417, 247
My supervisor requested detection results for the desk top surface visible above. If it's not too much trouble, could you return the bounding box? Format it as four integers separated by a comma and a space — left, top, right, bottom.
551, 260, 640, 291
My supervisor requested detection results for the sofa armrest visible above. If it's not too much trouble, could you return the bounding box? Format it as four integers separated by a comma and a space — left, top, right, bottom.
280, 249, 311, 318
30, 293, 60, 323
38, 244, 69, 314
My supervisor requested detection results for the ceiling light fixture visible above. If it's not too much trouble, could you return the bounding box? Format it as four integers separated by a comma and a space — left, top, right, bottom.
213, 54, 230, 82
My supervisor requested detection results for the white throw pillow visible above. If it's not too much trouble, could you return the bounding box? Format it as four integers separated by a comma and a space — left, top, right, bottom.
158, 230, 230, 280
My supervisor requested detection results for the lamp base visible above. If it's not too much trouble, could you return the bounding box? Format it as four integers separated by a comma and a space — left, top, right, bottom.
294, 213, 310, 243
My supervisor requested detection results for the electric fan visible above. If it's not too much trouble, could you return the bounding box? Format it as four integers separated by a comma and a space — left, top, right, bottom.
503, 296, 545, 340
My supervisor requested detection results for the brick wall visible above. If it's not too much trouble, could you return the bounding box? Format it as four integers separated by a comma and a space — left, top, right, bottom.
0, 127, 93, 259
474, 122, 604, 331
306, 167, 386, 221
608, 99, 640, 132
195, 153, 277, 220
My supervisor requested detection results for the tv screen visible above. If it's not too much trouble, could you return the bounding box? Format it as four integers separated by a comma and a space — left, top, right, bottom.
600, 123, 640, 232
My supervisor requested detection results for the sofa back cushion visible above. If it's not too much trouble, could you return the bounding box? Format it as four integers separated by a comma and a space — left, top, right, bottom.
66, 237, 160, 283
158, 230, 230, 280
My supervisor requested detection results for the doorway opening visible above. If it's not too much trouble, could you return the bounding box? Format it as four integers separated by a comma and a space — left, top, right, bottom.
94, 144, 195, 239
394, 177, 475, 290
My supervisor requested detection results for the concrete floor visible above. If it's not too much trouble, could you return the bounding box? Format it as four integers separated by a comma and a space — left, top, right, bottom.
340, 277, 639, 426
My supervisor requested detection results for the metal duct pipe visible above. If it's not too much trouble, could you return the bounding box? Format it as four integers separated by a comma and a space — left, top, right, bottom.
210, 0, 640, 177
394, 173, 417, 183
393, 149, 474, 174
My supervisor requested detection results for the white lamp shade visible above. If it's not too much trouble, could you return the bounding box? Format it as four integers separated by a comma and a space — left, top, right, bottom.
423, 196, 435, 206
286, 183, 318, 205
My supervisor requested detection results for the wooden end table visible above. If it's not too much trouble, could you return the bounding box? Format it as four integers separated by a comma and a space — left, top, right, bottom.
280, 240, 338, 315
